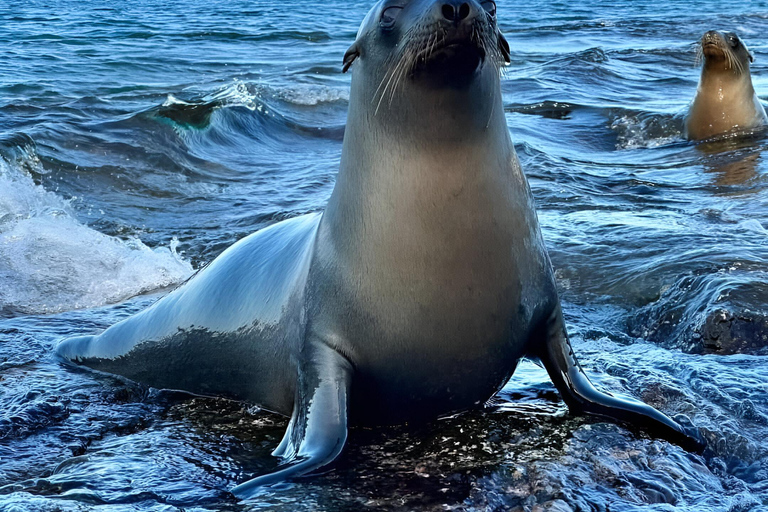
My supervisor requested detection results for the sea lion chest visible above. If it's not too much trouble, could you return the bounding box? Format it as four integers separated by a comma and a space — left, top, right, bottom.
305, 163, 556, 424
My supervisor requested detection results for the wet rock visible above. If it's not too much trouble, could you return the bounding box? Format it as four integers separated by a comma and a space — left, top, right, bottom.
628, 271, 768, 355
697, 309, 768, 354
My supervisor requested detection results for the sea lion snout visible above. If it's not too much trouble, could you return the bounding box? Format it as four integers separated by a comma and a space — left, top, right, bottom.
409, 0, 505, 79
700, 30, 727, 58
702, 30, 721, 45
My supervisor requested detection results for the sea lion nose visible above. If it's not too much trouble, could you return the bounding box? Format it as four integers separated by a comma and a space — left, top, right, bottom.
441, 1, 472, 22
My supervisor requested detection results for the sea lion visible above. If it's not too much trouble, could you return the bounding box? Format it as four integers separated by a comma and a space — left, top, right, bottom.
685, 30, 767, 140
56, 0, 705, 498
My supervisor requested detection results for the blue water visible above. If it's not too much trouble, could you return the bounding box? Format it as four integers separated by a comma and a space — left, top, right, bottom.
1, 0, 768, 510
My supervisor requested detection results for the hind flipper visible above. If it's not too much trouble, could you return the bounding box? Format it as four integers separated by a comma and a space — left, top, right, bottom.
537, 307, 705, 452
231, 342, 353, 498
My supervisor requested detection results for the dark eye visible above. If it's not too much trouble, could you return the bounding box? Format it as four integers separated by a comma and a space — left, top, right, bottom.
380, 6, 402, 29
729, 35, 739, 47
481, 1, 497, 17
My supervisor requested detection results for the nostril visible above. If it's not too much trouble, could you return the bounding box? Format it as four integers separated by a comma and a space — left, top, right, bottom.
458, 3, 470, 19
441, 2, 472, 22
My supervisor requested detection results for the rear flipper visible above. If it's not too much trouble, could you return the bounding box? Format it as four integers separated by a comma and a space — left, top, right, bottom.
231, 342, 353, 499
537, 308, 706, 452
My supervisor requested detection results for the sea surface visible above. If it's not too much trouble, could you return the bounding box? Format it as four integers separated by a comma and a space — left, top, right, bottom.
1, 0, 768, 510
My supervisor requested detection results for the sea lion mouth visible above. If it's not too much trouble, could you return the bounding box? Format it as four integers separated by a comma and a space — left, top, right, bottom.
699, 31, 726, 58
370, 15, 506, 110
419, 39, 487, 76
700, 34, 725, 56
402, 18, 502, 87
701, 42, 725, 58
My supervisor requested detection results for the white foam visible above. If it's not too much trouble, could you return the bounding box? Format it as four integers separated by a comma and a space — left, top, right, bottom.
206, 80, 263, 111
207, 80, 349, 111
0, 152, 193, 315
275, 84, 349, 106
611, 114, 681, 150
162, 93, 190, 107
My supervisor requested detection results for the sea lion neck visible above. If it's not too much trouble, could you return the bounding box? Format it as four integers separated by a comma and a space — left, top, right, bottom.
698, 61, 755, 97
701, 59, 750, 81
321, 58, 524, 258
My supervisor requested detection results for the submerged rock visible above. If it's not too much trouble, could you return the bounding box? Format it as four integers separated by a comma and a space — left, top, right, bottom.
629, 270, 768, 355
696, 309, 768, 354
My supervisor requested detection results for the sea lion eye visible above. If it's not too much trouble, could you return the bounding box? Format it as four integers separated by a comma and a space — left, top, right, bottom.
380, 6, 402, 29
481, 1, 497, 17
728, 35, 739, 47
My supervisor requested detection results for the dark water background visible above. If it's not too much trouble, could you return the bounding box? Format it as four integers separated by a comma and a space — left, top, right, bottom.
1, 0, 768, 510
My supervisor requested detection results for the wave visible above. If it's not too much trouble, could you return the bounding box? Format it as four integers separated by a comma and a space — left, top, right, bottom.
628, 266, 768, 355
609, 109, 685, 149
506, 100, 575, 119
271, 83, 349, 106
0, 146, 193, 317
146, 80, 346, 138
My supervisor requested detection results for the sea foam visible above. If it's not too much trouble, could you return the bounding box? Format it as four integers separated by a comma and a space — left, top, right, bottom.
0, 151, 193, 316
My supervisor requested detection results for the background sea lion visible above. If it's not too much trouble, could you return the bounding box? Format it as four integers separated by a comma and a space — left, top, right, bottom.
685, 30, 767, 140
56, 0, 704, 498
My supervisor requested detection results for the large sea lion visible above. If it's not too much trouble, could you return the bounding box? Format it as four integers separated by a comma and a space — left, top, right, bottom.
56, 0, 705, 498
685, 30, 767, 140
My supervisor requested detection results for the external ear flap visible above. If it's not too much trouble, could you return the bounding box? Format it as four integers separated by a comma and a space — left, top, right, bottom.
749, 51, 755, 63
343, 42, 360, 73
498, 32, 511, 64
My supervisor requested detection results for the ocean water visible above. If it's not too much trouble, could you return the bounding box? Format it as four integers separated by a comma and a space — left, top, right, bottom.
1, 0, 768, 510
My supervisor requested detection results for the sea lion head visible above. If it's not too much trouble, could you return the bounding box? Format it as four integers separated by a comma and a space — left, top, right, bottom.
342, 0, 510, 115
697, 30, 754, 75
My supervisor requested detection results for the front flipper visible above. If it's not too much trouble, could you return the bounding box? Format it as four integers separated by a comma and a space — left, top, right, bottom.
537, 307, 705, 452
231, 342, 353, 498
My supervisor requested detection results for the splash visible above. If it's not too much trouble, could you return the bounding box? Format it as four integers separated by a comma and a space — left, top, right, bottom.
610, 111, 683, 149
0, 150, 193, 316
274, 84, 349, 106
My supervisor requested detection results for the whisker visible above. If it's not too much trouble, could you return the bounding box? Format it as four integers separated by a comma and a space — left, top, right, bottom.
389, 57, 409, 105
728, 49, 737, 73
373, 60, 395, 107
375, 54, 403, 115
734, 51, 744, 74
429, 32, 439, 60
695, 44, 703, 67
387, 50, 408, 106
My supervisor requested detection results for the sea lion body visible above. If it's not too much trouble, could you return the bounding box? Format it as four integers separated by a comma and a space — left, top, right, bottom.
685, 30, 767, 140
57, 0, 704, 497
